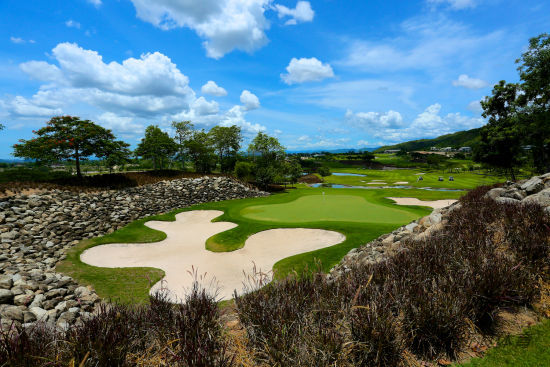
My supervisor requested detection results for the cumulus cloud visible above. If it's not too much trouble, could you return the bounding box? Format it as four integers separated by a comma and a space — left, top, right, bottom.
5, 42, 267, 139
191, 96, 219, 116
281, 57, 334, 85
0, 96, 62, 118
65, 20, 81, 29
7, 42, 196, 119
427, 0, 477, 10
201, 80, 227, 96
129, 0, 271, 59
452, 74, 488, 89
98, 112, 143, 133
346, 103, 485, 144
240, 90, 260, 111
346, 109, 404, 129
274, 1, 314, 25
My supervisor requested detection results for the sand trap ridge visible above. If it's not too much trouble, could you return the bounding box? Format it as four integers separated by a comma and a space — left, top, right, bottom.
80, 210, 345, 301
387, 197, 457, 209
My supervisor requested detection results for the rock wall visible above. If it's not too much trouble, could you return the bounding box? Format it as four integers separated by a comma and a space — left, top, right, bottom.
0, 176, 268, 330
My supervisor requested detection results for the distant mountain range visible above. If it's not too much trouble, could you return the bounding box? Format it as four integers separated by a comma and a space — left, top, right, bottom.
374, 128, 482, 153
286, 147, 379, 154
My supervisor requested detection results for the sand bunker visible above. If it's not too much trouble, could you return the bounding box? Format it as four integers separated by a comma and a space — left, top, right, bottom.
393, 181, 409, 184
368, 181, 387, 184
80, 210, 345, 301
387, 197, 457, 209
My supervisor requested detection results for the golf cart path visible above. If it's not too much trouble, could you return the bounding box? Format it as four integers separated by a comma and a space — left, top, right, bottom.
80, 210, 345, 301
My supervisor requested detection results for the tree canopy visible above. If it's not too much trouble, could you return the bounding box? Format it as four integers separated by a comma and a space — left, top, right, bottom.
209, 125, 242, 173
13, 116, 127, 178
171, 120, 194, 170
135, 125, 178, 170
475, 33, 550, 176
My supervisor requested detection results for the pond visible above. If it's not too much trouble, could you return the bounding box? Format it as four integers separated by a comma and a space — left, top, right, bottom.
309, 183, 464, 192
331, 172, 367, 177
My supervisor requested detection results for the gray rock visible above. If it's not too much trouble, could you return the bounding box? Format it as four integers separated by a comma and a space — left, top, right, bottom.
14, 293, 34, 306
495, 197, 520, 205
502, 189, 526, 201
0, 289, 14, 304
522, 188, 550, 207
0, 305, 24, 322
30, 307, 48, 321
23, 311, 37, 323
29, 293, 44, 309
520, 177, 544, 194
485, 187, 506, 200
0, 275, 13, 289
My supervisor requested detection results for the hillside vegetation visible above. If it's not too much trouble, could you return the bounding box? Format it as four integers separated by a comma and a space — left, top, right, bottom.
375, 128, 481, 152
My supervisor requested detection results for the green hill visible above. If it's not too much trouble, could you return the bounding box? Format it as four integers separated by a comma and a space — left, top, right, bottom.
375, 128, 482, 152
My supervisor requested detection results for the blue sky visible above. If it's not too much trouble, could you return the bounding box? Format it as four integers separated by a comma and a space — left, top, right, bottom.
0, 0, 548, 158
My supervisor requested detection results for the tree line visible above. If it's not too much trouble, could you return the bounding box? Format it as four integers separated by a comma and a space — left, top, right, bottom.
9, 116, 302, 188
475, 33, 550, 179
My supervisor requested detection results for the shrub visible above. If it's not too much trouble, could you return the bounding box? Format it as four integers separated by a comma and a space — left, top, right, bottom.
233, 161, 254, 181
317, 166, 331, 177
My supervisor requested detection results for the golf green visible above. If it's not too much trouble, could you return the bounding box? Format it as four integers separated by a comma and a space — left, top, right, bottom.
240, 194, 419, 223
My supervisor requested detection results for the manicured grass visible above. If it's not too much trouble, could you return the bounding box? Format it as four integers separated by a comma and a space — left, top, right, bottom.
57, 187, 462, 303
240, 194, 420, 224
324, 167, 504, 190
457, 319, 550, 367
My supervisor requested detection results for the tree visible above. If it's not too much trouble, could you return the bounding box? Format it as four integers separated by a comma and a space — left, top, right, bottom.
248, 132, 286, 188
284, 160, 303, 186
234, 161, 254, 181
13, 116, 125, 179
209, 125, 242, 173
361, 151, 375, 168
103, 140, 131, 173
172, 120, 194, 170
475, 81, 523, 180
185, 130, 217, 173
0, 123, 4, 131
135, 125, 178, 170
516, 33, 550, 172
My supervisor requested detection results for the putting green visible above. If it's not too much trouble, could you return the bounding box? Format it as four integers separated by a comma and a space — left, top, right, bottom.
240, 194, 419, 224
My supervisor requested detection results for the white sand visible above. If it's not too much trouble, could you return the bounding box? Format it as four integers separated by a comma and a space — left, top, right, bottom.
393, 181, 409, 184
80, 210, 345, 301
415, 172, 426, 175
368, 181, 387, 184
386, 197, 457, 209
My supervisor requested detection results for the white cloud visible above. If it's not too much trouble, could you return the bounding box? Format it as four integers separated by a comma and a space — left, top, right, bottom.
98, 112, 143, 133
452, 74, 488, 89
427, 0, 477, 10
297, 135, 310, 142
281, 57, 334, 85
191, 96, 219, 116
219, 105, 266, 134
240, 90, 260, 110
201, 80, 227, 96
340, 17, 503, 73
467, 100, 483, 113
0, 96, 62, 117
87, 0, 102, 7
344, 103, 485, 145
129, 0, 271, 59
10, 37, 34, 44
65, 20, 81, 29
357, 140, 370, 146
346, 109, 404, 129
274, 1, 314, 25
6, 43, 268, 139
19, 61, 63, 82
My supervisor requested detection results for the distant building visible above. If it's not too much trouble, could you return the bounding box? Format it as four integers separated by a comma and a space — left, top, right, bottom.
458, 147, 472, 153
430, 146, 439, 151
441, 147, 453, 152
384, 149, 401, 154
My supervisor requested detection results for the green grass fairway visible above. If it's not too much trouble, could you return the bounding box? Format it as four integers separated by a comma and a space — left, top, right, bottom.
323, 167, 504, 190
241, 194, 419, 224
58, 187, 465, 304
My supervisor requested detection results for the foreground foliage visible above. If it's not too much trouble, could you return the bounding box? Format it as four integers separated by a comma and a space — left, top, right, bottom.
234, 185, 550, 366
0, 283, 233, 367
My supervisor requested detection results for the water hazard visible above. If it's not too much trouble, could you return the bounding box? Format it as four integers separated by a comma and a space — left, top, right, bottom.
309, 183, 464, 192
